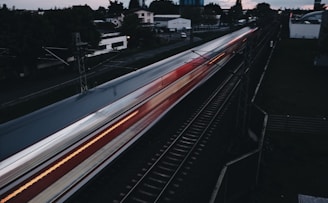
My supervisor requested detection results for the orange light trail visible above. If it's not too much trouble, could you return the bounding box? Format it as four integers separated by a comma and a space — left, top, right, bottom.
0, 110, 139, 203
208, 53, 226, 65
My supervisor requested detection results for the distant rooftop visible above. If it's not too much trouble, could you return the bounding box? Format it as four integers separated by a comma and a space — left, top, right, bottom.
154, 15, 181, 21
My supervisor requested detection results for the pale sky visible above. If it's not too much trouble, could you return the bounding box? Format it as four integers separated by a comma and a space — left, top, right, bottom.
0, 0, 327, 10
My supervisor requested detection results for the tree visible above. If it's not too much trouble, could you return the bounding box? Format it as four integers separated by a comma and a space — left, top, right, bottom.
256, 2, 270, 12
229, 3, 243, 25
255, 2, 274, 27
181, 7, 202, 25
46, 6, 100, 47
149, 0, 179, 14
0, 6, 101, 78
128, 0, 140, 10
108, 0, 124, 16
95, 6, 107, 19
0, 9, 48, 75
202, 3, 222, 24
314, 3, 327, 11
121, 13, 140, 47
204, 3, 222, 15
1, 4, 8, 10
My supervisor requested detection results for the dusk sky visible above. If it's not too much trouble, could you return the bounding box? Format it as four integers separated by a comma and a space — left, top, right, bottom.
0, 0, 327, 10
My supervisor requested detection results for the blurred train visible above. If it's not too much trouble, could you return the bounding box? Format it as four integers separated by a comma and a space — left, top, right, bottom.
0, 26, 257, 202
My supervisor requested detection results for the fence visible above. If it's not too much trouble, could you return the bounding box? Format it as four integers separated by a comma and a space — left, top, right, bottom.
209, 105, 268, 203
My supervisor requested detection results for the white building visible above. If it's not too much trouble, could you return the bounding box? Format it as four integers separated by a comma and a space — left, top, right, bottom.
154, 15, 191, 31
289, 11, 323, 39
87, 33, 128, 57
134, 9, 154, 24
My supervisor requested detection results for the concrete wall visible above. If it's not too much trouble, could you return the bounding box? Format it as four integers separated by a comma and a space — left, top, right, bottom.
289, 22, 321, 39
167, 18, 191, 31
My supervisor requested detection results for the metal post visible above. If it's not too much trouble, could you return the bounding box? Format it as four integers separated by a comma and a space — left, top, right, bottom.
73, 32, 88, 93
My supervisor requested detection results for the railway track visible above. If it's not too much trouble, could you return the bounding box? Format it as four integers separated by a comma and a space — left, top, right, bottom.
67, 25, 279, 202
115, 61, 246, 203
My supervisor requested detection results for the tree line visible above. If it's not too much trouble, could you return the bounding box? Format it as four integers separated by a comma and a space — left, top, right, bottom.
0, 4, 100, 78
0, 1, 276, 80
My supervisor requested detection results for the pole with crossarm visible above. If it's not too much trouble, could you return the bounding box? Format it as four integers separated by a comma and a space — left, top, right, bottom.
73, 32, 88, 93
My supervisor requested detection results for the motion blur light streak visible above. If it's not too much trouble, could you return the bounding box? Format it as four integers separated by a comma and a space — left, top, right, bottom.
209, 53, 226, 65
0, 27, 256, 202
0, 110, 139, 203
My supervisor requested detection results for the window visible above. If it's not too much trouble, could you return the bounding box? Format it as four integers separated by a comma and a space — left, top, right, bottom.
112, 41, 124, 48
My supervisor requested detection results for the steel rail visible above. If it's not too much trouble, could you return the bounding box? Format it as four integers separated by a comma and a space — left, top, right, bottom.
119, 61, 245, 203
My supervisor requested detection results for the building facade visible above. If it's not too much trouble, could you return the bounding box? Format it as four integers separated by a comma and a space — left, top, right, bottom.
134, 9, 154, 24
154, 15, 191, 31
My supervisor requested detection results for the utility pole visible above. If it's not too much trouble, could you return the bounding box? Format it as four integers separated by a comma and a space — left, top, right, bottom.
73, 32, 88, 93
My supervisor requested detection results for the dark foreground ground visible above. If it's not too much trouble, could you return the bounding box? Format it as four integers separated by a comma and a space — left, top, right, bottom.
257, 132, 328, 202
257, 39, 328, 116
255, 38, 328, 202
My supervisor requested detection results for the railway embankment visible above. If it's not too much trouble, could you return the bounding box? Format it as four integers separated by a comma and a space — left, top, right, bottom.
255, 38, 328, 202
0, 29, 231, 124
